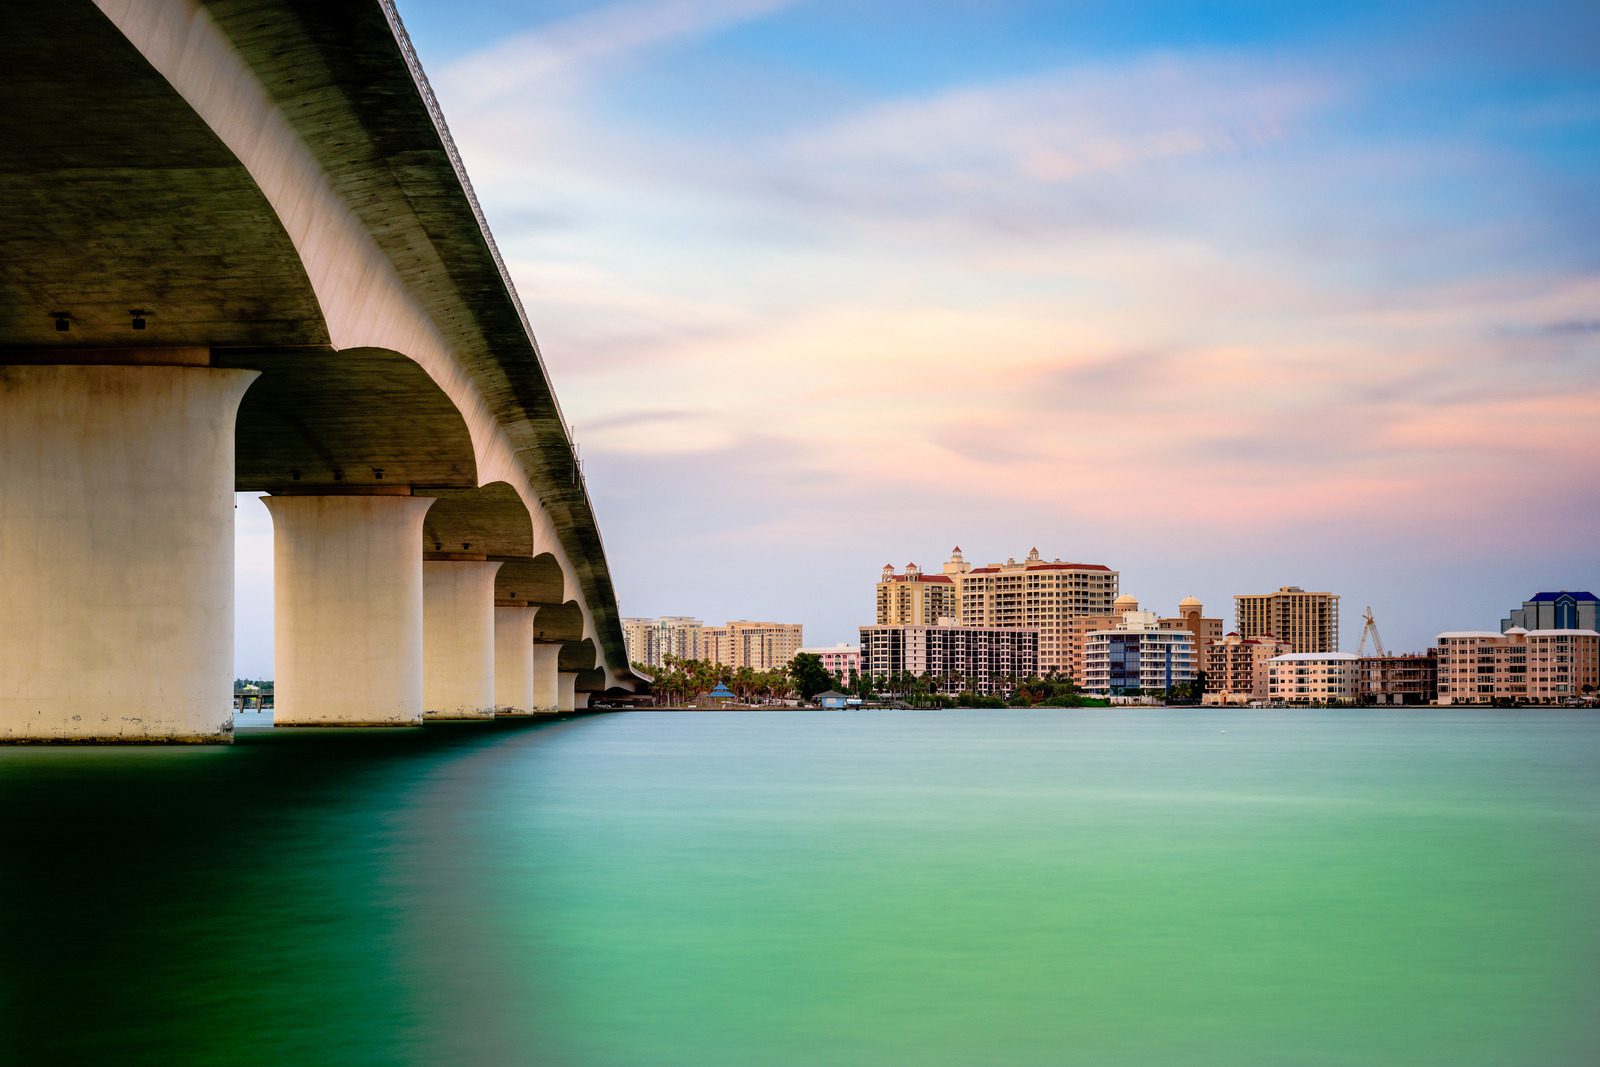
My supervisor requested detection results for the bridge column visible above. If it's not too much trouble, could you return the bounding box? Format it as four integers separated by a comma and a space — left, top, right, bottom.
263, 493, 435, 726
494, 602, 535, 714
574, 691, 591, 710
422, 555, 502, 719
0, 361, 257, 742
532, 644, 561, 712
557, 671, 578, 713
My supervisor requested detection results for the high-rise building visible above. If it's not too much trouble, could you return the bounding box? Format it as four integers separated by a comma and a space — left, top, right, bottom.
1081, 610, 1197, 697
955, 547, 1118, 675
702, 621, 804, 671
859, 622, 1038, 697
875, 561, 959, 625
1502, 592, 1599, 633
1203, 631, 1291, 705
1435, 627, 1599, 705
1234, 586, 1341, 654
621, 616, 704, 668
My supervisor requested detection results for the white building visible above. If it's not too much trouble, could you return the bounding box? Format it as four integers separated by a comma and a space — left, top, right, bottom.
859, 623, 1038, 697
621, 616, 704, 668
1267, 651, 1359, 705
1082, 610, 1197, 697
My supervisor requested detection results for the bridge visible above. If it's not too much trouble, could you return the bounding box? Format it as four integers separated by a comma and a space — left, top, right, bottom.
0, 0, 647, 741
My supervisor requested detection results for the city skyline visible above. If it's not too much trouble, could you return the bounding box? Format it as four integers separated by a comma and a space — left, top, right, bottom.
233, 0, 1598, 675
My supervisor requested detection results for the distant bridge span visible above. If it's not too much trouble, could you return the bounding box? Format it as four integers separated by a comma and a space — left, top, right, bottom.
0, 0, 647, 740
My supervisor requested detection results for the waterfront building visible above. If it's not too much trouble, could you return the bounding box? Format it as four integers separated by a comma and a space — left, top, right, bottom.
1501, 591, 1599, 633
621, 615, 704, 668
1203, 631, 1292, 705
858, 623, 1039, 697
1081, 611, 1198, 698
875, 561, 959, 625
797, 643, 860, 681
1160, 597, 1225, 663
1267, 652, 1360, 705
955, 547, 1119, 676
1357, 652, 1437, 706
1066, 594, 1138, 683
1435, 628, 1600, 705
1235, 586, 1341, 654
702, 621, 805, 671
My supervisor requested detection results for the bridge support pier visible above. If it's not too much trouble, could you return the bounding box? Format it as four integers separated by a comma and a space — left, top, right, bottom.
0, 362, 257, 742
557, 671, 578, 714
532, 643, 561, 712
264, 493, 435, 726
493, 603, 535, 714
422, 556, 502, 719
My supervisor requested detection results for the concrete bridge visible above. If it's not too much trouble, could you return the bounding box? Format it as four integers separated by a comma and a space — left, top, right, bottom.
0, 0, 647, 741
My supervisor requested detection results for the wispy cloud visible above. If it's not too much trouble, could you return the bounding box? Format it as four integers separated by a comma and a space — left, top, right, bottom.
439, 0, 800, 105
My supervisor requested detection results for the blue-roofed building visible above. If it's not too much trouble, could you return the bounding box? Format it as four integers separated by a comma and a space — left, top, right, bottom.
1503, 592, 1599, 633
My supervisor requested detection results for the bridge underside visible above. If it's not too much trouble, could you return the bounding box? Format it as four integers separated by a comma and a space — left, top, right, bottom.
0, 0, 644, 739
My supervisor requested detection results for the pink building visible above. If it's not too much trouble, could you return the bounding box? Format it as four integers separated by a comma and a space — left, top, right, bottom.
1436, 628, 1600, 705
798, 643, 860, 681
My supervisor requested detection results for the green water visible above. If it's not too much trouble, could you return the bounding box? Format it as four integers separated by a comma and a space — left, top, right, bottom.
2, 709, 1597, 1066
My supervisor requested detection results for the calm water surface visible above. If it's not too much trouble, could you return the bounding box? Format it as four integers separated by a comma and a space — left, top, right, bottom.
3, 709, 1598, 1065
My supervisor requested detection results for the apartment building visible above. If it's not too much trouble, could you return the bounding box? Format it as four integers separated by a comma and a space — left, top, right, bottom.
1203, 631, 1292, 705
621, 615, 704, 668
1081, 611, 1198, 698
858, 623, 1039, 697
798, 643, 860, 681
702, 621, 805, 671
875, 561, 959, 625
956, 547, 1119, 675
1267, 652, 1360, 705
1436, 628, 1599, 705
1235, 586, 1341, 654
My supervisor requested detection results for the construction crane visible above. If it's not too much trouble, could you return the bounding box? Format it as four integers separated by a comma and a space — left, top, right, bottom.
1357, 606, 1387, 657
1358, 606, 1388, 704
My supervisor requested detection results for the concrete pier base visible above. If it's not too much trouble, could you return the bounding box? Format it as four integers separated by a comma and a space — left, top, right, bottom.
532, 644, 561, 712
0, 363, 257, 743
557, 671, 578, 714
264, 494, 435, 726
494, 604, 535, 714
422, 557, 502, 719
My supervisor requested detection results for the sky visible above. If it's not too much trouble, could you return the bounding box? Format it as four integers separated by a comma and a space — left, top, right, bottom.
236, 0, 1599, 676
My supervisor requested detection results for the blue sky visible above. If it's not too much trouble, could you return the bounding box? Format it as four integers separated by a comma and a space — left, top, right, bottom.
233, 0, 1598, 674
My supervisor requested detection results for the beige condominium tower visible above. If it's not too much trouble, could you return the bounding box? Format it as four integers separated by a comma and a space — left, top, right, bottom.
702, 621, 804, 671
954, 547, 1119, 676
1234, 586, 1341, 654
876, 559, 961, 625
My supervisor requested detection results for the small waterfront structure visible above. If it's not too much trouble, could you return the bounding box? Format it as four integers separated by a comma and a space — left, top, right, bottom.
813, 690, 850, 709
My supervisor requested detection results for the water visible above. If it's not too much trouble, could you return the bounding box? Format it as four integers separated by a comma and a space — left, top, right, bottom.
2, 709, 1597, 1066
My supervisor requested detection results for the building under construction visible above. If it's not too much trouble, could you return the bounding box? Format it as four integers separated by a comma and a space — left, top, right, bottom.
1357, 652, 1438, 705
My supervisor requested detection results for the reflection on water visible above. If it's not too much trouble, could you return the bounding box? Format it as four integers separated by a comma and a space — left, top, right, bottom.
2, 709, 1598, 1066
